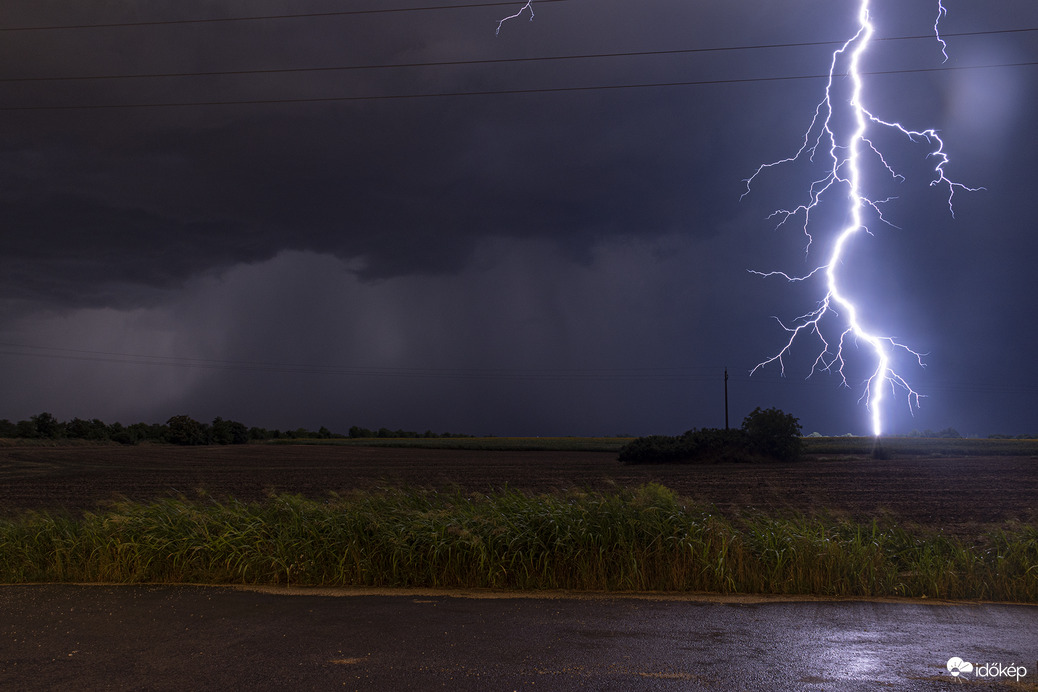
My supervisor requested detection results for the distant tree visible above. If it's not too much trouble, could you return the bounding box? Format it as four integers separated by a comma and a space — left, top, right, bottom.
30, 412, 64, 440
227, 420, 248, 444
167, 415, 210, 445
15, 419, 36, 438
211, 417, 229, 444
0, 419, 17, 438
92, 419, 113, 441
143, 422, 170, 443
67, 417, 110, 441
248, 426, 273, 441
211, 417, 249, 445
65, 417, 89, 439
107, 422, 136, 445
741, 407, 803, 462
126, 422, 167, 444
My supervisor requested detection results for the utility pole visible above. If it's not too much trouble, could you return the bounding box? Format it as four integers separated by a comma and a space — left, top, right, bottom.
724, 367, 729, 431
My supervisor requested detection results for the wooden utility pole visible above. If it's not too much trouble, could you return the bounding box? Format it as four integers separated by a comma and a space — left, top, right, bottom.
724, 367, 729, 431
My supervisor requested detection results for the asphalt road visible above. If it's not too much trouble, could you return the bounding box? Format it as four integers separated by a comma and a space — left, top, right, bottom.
1, 585, 1035, 691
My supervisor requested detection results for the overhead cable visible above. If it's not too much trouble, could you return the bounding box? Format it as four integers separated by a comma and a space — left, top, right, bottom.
0, 0, 572, 32
2, 61, 1034, 111
1, 27, 1034, 84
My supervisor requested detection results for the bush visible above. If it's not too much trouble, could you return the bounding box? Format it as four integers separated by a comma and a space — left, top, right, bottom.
618, 428, 751, 464
617, 435, 695, 464
619, 408, 803, 464
742, 407, 803, 462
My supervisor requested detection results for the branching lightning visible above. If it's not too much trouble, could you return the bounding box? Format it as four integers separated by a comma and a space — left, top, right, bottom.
743, 0, 981, 436
497, 0, 534, 36
495, 0, 980, 436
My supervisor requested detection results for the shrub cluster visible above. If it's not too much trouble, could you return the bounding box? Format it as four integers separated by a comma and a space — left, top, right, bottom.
619, 407, 803, 464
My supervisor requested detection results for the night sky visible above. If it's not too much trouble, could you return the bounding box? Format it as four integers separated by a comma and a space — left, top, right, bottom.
1, 0, 1036, 437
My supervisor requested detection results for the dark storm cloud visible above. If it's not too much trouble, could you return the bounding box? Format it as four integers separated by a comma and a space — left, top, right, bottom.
0, 0, 743, 308
2, 92, 727, 305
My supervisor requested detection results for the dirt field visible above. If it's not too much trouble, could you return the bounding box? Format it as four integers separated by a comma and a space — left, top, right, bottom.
1, 443, 1035, 534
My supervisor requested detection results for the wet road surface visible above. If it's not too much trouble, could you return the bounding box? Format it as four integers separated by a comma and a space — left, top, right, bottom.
1, 585, 1035, 690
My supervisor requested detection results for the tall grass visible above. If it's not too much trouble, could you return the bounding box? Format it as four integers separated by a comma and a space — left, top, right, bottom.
1, 485, 1035, 600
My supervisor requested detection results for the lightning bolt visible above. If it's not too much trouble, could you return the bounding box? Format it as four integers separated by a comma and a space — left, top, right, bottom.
497, 0, 534, 36
495, 1, 980, 435
743, 0, 981, 436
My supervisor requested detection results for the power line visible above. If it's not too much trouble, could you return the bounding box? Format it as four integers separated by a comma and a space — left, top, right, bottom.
4, 343, 1036, 394
0, 0, 571, 32
1, 27, 1033, 84
0, 342, 722, 381
2, 60, 1034, 112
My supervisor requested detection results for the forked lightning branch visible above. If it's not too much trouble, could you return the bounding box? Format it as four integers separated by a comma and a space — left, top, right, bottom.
741, 0, 980, 436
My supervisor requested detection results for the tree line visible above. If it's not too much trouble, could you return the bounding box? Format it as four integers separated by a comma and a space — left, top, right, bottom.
0, 412, 472, 446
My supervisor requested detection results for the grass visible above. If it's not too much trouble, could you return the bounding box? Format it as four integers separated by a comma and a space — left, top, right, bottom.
2, 484, 1035, 601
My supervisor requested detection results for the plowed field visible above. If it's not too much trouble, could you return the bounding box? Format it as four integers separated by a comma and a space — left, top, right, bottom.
1, 443, 1035, 535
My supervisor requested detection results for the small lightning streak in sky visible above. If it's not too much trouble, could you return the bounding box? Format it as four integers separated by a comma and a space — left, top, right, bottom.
743, 0, 981, 436
934, 1, 950, 63
497, 0, 534, 36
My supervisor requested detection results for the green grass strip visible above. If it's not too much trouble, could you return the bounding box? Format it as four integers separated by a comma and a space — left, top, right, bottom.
1, 484, 1035, 600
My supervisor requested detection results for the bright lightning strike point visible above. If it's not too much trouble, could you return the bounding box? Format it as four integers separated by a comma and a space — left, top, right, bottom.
744, 1, 981, 437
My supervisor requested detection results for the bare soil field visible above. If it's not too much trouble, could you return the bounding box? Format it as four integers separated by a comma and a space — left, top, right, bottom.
0, 443, 1035, 534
